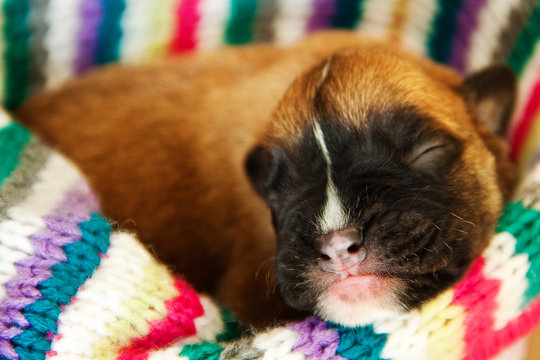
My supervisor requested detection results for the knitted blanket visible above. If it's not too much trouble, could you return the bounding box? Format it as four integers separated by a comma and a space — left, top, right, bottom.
2, 0, 540, 359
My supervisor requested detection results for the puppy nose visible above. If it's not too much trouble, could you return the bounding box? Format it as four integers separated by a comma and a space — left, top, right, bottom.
317, 228, 366, 273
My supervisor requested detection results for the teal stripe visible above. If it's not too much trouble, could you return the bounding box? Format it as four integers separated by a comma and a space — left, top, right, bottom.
224, 0, 258, 45
0, 122, 31, 186
2, 0, 31, 109
180, 342, 223, 360
332, 0, 365, 29
95, 0, 126, 64
329, 323, 388, 360
427, 0, 464, 63
12, 214, 111, 360
496, 202, 540, 306
506, 2, 540, 75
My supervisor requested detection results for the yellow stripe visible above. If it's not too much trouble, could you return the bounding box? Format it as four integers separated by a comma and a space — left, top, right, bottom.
419, 289, 465, 360
146, 0, 180, 59
517, 109, 540, 173
387, 0, 411, 44
91, 261, 178, 359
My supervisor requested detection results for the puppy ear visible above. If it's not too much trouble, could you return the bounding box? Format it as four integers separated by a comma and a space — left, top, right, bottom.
245, 145, 276, 198
460, 64, 517, 137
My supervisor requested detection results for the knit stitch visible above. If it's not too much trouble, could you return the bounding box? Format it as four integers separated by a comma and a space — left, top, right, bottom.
1, 1, 540, 359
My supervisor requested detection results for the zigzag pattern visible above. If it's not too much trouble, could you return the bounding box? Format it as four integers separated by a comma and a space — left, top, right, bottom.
0, 1, 539, 359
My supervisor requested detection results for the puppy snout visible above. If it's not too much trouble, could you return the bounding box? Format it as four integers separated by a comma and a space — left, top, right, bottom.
317, 228, 366, 274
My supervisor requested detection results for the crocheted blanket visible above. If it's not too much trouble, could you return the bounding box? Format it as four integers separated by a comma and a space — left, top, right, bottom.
1, 0, 540, 359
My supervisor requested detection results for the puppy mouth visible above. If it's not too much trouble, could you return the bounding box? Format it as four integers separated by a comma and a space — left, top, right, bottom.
314, 273, 403, 326
325, 274, 398, 305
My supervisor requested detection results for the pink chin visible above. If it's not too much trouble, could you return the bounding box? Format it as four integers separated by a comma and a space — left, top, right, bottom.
327, 275, 392, 304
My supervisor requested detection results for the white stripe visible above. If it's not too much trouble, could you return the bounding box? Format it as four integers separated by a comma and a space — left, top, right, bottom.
44, 0, 81, 89
119, 0, 153, 63
482, 232, 529, 329
0, 220, 38, 298
374, 310, 428, 360
510, 41, 540, 133
50, 232, 161, 358
252, 327, 305, 360
7, 153, 85, 226
313, 122, 347, 233
0, 110, 12, 129
490, 336, 529, 360
401, 0, 438, 57
273, 0, 312, 46
515, 161, 540, 209
356, 0, 397, 38
197, 0, 231, 50
466, 0, 522, 73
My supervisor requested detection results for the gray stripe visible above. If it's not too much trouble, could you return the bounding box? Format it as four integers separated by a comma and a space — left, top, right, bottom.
0, 138, 52, 218
491, 0, 536, 63
28, 0, 50, 95
254, 0, 278, 43
221, 337, 264, 360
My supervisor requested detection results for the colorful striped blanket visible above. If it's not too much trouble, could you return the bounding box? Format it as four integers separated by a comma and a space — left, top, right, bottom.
2, 0, 540, 359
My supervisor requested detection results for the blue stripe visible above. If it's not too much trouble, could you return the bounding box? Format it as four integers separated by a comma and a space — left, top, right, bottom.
332, 0, 365, 29
427, 0, 465, 63
95, 0, 126, 64
11, 214, 111, 360
329, 323, 388, 360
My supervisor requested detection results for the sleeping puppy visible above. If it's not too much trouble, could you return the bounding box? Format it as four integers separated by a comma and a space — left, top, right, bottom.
15, 31, 516, 327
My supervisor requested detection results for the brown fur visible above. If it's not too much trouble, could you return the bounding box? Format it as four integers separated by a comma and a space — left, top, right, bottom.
14, 31, 514, 327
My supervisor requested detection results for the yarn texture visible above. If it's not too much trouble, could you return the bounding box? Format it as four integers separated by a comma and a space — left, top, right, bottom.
2, 0, 540, 359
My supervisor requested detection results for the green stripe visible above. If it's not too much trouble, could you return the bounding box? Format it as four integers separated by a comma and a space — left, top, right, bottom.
180, 342, 223, 360
224, 0, 258, 45
506, 2, 540, 75
332, 0, 365, 29
215, 306, 241, 342
2, 0, 31, 109
95, 0, 126, 64
496, 202, 540, 306
0, 122, 31, 185
427, 0, 464, 63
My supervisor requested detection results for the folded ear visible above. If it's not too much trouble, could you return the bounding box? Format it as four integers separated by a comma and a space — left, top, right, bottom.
245, 145, 276, 198
460, 64, 517, 137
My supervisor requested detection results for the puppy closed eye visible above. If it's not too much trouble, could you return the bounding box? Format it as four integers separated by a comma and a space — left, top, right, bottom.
407, 138, 462, 177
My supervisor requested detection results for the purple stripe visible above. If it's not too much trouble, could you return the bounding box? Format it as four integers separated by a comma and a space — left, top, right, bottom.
287, 317, 345, 360
448, 0, 488, 73
0, 181, 98, 359
75, 0, 104, 73
306, 0, 337, 33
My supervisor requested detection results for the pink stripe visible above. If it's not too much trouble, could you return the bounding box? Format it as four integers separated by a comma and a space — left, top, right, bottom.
510, 76, 540, 161
453, 257, 540, 359
117, 278, 204, 359
170, 0, 200, 54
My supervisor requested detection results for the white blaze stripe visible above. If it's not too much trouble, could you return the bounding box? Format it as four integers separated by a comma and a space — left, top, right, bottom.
313, 121, 347, 233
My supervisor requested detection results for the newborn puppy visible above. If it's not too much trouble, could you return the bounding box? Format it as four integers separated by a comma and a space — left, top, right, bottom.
15, 31, 515, 327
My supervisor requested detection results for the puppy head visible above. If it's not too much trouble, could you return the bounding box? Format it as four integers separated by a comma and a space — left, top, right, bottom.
246, 46, 516, 326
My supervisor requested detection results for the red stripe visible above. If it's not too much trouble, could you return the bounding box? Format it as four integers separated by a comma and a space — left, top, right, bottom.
453, 257, 540, 359
510, 76, 540, 161
117, 278, 204, 360
170, 0, 200, 54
